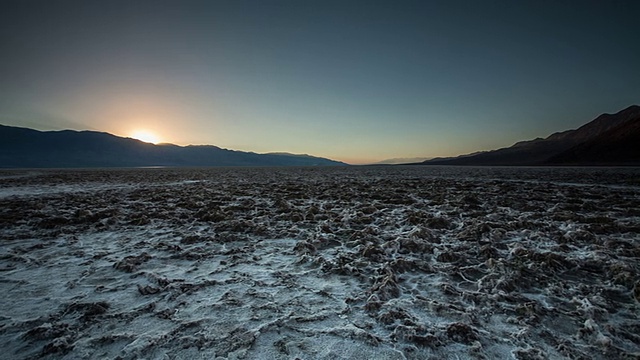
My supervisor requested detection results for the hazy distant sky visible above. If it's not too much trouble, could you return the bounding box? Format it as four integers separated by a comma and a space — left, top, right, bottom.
1, 0, 639, 164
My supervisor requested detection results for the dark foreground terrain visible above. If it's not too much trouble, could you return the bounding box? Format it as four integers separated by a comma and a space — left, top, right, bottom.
1, 166, 639, 359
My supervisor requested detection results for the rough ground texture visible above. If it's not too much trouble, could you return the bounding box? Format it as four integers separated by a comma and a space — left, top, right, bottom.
1, 166, 639, 359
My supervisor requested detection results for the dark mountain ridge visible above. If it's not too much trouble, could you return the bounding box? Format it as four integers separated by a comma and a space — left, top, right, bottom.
0, 125, 347, 168
546, 114, 640, 165
420, 105, 640, 166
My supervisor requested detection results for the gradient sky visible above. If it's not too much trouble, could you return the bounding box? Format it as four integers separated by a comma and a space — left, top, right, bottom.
1, 0, 639, 164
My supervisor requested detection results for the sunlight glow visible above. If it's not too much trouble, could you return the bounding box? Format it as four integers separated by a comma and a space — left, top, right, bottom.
131, 130, 160, 144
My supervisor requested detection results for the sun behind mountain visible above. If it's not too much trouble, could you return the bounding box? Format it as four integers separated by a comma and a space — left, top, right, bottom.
130, 130, 160, 144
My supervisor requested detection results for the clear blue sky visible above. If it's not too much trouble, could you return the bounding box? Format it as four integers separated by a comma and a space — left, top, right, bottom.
1, 0, 639, 164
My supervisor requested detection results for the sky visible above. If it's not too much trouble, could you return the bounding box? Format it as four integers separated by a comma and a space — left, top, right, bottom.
1, 0, 639, 164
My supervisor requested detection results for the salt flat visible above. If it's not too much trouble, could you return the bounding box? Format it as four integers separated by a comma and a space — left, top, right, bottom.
1, 166, 639, 359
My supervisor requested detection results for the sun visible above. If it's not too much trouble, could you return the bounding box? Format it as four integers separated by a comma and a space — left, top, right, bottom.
131, 130, 160, 144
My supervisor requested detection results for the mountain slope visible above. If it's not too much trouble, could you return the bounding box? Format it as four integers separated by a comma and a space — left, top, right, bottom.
420, 105, 640, 166
546, 115, 640, 165
0, 125, 348, 168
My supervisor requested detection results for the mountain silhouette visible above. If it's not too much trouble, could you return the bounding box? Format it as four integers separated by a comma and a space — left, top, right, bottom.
419, 105, 640, 166
546, 112, 640, 165
0, 126, 348, 168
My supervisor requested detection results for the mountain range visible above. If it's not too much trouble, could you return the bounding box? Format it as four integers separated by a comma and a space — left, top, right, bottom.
418, 105, 640, 166
2, 105, 638, 168
373, 157, 432, 165
0, 126, 347, 168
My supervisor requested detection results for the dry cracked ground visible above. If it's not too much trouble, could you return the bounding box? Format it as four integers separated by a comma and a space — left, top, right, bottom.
0, 166, 639, 359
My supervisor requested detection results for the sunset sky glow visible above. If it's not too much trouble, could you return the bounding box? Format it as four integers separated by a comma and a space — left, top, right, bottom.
1, 0, 639, 164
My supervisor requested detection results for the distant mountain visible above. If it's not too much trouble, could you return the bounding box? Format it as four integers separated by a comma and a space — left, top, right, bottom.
373, 157, 432, 165
418, 105, 640, 166
0, 125, 348, 168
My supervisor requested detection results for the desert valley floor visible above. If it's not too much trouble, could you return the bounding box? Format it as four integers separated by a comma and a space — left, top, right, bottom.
1, 166, 639, 359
